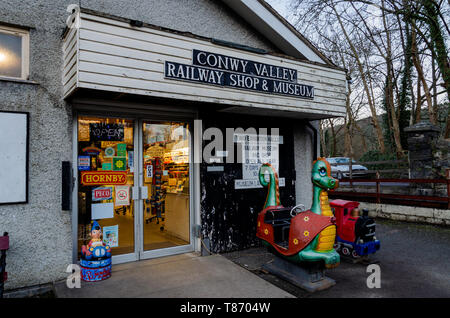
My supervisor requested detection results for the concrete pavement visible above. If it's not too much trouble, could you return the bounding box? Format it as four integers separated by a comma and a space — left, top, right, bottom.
54, 253, 294, 298
225, 218, 450, 298
54, 219, 450, 298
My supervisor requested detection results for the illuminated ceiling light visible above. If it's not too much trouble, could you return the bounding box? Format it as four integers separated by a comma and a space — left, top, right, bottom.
0, 52, 6, 63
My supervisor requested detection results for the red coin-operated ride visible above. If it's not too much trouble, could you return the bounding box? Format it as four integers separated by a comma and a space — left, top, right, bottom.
330, 199, 380, 259
256, 159, 341, 269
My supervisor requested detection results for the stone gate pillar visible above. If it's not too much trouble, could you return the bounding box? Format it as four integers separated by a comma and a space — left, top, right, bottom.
405, 121, 441, 179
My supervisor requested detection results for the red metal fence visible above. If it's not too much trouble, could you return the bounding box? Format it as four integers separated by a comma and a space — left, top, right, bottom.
329, 178, 450, 209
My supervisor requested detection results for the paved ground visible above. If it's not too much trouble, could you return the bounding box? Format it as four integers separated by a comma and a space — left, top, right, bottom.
223, 218, 450, 298
54, 252, 294, 298
46, 218, 450, 298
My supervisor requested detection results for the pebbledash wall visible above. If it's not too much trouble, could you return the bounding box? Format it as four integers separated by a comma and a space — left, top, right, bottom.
0, 0, 346, 290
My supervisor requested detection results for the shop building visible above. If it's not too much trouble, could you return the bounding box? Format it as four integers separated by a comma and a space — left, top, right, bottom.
0, 0, 346, 290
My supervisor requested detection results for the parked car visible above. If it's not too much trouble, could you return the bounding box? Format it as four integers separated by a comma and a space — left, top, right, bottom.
326, 157, 369, 180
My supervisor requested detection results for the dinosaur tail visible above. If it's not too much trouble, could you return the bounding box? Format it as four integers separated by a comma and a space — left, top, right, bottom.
259, 163, 281, 209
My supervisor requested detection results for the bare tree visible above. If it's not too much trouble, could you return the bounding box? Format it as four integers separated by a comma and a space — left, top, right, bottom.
286, 0, 449, 157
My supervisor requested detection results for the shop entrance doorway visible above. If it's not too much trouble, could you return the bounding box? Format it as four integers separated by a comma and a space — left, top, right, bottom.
139, 120, 192, 259
75, 115, 193, 264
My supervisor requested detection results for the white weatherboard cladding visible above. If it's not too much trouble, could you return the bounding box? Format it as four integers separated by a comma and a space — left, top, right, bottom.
63, 13, 346, 118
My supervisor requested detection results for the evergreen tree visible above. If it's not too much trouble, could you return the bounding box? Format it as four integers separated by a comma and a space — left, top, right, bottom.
397, 19, 414, 148
382, 77, 395, 153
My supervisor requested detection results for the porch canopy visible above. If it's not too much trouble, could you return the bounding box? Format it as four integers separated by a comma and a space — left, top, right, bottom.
63, 8, 347, 120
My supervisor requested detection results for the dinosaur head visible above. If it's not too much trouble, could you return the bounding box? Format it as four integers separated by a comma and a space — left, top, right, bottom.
259, 163, 281, 208
311, 158, 338, 191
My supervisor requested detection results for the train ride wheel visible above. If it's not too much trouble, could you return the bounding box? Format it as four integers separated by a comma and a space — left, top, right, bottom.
341, 247, 351, 256
351, 250, 360, 259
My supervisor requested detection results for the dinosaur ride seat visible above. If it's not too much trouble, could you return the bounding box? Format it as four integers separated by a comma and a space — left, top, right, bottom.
264, 207, 293, 249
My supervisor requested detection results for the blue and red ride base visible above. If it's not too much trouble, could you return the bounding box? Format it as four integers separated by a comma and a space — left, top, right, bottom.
80, 257, 112, 282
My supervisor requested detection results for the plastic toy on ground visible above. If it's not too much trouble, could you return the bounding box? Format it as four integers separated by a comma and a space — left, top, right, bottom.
80, 220, 112, 282
330, 199, 380, 262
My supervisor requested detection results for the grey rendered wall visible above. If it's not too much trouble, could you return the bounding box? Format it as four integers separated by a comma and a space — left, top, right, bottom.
294, 121, 320, 209
80, 0, 280, 52
0, 1, 279, 290
0, 5, 74, 290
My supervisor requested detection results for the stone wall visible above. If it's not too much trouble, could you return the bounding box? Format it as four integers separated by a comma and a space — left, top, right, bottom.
405, 120, 449, 179
434, 138, 450, 178
359, 202, 450, 226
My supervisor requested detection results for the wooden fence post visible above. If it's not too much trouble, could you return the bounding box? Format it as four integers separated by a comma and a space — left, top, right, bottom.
376, 171, 381, 204
349, 157, 353, 186
447, 169, 450, 209
447, 179, 450, 210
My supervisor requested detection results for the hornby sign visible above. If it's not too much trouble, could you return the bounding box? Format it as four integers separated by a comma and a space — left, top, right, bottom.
81, 171, 128, 186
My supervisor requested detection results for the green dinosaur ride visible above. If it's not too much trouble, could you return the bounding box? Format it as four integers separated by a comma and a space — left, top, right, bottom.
256, 158, 340, 269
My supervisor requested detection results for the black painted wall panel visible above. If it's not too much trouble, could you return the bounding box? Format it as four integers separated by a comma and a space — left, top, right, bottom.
200, 112, 296, 253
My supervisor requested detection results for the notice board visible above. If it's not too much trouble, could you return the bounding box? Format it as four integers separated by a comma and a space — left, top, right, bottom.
0, 111, 28, 204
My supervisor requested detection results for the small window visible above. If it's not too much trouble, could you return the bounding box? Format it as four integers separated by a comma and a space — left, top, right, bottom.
0, 25, 29, 80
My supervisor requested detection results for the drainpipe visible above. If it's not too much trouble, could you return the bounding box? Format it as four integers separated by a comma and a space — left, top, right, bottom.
305, 121, 318, 161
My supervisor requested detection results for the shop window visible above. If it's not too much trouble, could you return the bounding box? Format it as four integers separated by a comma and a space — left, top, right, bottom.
77, 116, 135, 257
0, 25, 29, 80
76, 116, 191, 259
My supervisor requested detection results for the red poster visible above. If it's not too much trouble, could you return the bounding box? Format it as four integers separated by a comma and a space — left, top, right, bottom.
92, 187, 113, 201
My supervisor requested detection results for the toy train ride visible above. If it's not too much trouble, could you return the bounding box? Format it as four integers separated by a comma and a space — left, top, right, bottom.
330, 199, 380, 258
256, 158, 380, 268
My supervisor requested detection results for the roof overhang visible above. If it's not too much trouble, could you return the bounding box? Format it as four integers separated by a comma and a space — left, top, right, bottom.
63, 8, 347, 120
222, 0, 333, 65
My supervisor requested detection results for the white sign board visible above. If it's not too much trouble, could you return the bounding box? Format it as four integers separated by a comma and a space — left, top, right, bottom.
235, 178, 285, 190
0, 112, 28, 204
234, 133, 284, 190
115, 185, 130, 206
91, 202, 114, 220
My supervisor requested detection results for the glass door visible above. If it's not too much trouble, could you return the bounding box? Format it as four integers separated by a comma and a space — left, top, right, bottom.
76, 116, 193, 263
76, 115, 138, 263
139, 120, 193, 258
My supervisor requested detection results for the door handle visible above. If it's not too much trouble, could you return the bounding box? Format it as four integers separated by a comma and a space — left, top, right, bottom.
132, 186, 140, 200
132, 186, 149, 200
140, 186, 148, 200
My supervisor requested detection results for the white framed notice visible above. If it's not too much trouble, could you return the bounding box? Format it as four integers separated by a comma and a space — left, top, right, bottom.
0, 111, 28, 204
233, 133, 284, 190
